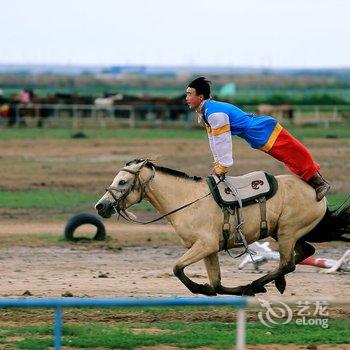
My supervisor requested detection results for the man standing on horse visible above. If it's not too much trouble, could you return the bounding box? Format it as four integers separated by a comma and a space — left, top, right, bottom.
186, 77, 330, 201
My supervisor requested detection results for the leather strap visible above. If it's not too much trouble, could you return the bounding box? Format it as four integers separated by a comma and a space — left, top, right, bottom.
257, 196, 268, 239
222, 207, 232, 251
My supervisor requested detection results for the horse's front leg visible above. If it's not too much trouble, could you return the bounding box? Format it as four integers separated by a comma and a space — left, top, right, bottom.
173, 239, 218, 296
204, 253, 246, 296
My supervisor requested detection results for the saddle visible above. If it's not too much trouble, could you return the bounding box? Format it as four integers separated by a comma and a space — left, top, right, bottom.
206, 171, 278, 208
206, 171, 278, 249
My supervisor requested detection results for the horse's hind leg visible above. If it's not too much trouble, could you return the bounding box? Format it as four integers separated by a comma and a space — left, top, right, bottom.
274, 239, 315, 292
273, 239, 315, 293
243, 233, 296, 295
203, 253, 246, 295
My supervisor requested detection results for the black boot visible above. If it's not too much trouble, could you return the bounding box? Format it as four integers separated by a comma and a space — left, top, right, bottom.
307, 172, 331, 201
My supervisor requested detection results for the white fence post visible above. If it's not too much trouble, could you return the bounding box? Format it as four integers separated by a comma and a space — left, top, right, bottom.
236, 307, 246, 350
129, 107, 136, 128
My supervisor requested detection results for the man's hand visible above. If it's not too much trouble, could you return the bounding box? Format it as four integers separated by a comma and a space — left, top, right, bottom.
213, 163, 228, 176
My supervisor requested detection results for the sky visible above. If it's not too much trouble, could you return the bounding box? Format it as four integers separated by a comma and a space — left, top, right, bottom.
2, 0, 350, 69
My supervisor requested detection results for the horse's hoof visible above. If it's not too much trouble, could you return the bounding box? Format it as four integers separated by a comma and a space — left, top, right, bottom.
252, 285, 267, 294
241, 284, 256, 296
275, 277, 286, 294
202, 283, 217, 296
242, 283, 267, 296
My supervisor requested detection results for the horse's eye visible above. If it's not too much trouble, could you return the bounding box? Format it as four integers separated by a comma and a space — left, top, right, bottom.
119, 179, 127, 186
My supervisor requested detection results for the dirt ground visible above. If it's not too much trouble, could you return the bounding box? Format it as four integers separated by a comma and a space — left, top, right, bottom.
0, 220, 349, 301
0, 136, 349, 194
0, 135, 349, 342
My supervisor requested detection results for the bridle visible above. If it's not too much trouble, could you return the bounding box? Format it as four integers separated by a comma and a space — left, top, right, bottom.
105, 160, 214, 225
105, 160, 155, 222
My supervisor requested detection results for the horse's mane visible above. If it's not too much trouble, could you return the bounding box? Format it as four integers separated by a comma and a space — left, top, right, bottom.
126, 159, 202, 182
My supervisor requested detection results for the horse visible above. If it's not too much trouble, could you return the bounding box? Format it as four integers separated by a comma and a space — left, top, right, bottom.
95, 159, 350, 296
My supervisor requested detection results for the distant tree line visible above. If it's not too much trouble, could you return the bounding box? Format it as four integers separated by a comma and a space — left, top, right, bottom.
231, 93, 350, 106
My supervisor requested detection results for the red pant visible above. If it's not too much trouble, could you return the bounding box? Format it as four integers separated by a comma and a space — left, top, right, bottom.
266, 128, 320, 181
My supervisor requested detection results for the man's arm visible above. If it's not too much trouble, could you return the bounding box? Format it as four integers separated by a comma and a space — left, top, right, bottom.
207, 131, 219, 162
207, 112, 233, 174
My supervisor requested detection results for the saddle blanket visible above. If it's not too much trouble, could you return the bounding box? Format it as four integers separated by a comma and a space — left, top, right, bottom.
206, 171, 278, 207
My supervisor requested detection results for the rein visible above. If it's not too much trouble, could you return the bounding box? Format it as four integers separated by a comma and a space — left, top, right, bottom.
104, 161, 252, 260
115, 191, 213, 225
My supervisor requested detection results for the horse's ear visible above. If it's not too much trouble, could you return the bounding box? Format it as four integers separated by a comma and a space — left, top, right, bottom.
126, 158, 155, 169
126, 158, 145, 166
141, 158, 155, 167
140, 159, 152, 169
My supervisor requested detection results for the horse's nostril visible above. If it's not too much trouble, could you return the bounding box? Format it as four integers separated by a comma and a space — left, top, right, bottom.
95, 203, 104, 211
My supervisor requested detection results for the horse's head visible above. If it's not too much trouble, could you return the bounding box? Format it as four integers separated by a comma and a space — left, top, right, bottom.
95, 159, 155, 218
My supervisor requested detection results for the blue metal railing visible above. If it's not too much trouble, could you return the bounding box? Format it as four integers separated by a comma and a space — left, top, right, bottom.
0, 297, 247, 350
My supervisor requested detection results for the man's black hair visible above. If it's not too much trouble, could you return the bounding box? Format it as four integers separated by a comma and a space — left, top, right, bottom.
188, 77, 211, 99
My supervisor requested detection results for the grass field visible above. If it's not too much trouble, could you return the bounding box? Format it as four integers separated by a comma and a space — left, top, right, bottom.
0, 316, 348, 349
1, 123, 350, 139
0, 188, 347, 214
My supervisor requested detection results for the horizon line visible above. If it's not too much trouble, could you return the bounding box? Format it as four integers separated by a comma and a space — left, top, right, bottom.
0, 62, 350, 71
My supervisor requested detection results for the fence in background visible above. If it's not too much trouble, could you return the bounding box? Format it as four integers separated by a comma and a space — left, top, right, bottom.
246, 104, 350, 126
1, 103, 350, 128
9, 103, 193, 128
0, 297, 247, 350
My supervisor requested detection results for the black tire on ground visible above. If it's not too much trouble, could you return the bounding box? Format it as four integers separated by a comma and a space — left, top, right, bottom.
64, 213, 106, 241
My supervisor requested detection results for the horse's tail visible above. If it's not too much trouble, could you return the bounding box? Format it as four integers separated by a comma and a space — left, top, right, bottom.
303, 199, 350, 243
